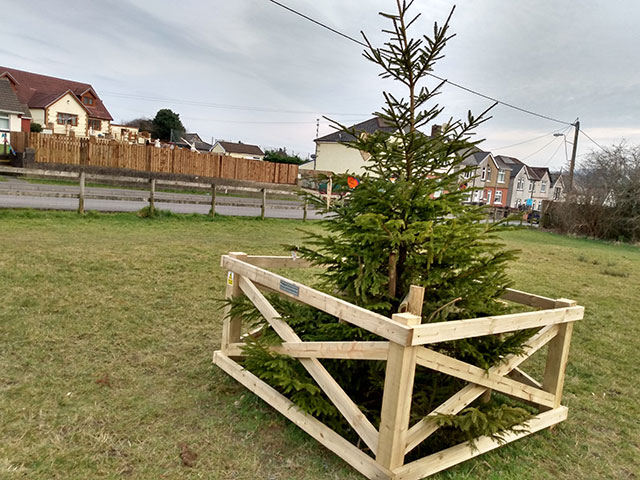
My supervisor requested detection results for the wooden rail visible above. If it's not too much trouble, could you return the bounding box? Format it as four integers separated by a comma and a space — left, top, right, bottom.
214, 254, 584, 479
0, 165, 312, 218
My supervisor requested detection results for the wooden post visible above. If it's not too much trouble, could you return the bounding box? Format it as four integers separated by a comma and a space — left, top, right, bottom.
149, 178, 156, 214
210, 183, 216, 217
377, 311, 422, 471
77, 171, 85, 214
303, 197, 308, 222
222, 252, 248, 354
542, 298, 577, 409
261, 188, 266, 220
326, 175, 333, 208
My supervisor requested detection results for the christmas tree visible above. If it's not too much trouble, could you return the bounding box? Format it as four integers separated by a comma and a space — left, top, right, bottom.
233, 0, 532, 455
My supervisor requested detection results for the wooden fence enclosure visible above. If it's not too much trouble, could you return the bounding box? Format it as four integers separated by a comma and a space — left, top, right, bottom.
214, 253, 584, 480
10, 132, 298, 185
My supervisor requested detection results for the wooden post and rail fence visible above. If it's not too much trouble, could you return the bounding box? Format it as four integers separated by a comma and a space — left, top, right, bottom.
9, 132, 298, 185
214, 253, 584, 480
0, 165, 312, 220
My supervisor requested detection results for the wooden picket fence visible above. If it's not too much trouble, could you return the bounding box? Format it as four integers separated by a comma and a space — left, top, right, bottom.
214, 253, 584, 480
9, 132, 298, 185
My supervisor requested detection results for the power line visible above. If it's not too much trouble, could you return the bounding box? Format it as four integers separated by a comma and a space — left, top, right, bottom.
492, 126, 569, 151
266, 0, 576, 126
580, 129, 606, 151
426, 74, 574, 126
542, 137, 565, 166
267, 0, 367, 48
520, 136, 562, 161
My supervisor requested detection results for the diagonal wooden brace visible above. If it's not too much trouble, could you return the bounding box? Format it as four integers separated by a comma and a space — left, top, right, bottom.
238, 276, 380, 454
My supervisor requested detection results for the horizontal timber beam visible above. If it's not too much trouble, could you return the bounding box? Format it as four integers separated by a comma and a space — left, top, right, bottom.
245, 255, 313, 269
275, 341, 389, 360
221, 255, 412, 346
213, 352, 391, 480
411, 306, 583, 345
500, 288, 558, 309
395, 406, 568, 480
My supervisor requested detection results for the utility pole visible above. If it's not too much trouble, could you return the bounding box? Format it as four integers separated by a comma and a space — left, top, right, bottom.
314, 118, 320, 170
568, 118, 580, 191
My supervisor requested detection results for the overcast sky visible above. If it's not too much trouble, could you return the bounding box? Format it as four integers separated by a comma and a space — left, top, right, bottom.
4, 0, 640, 170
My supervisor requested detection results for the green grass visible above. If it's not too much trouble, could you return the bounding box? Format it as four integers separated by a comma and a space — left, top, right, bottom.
0, 212, 638, 479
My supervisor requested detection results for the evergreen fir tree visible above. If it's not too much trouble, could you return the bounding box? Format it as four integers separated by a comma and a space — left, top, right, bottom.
233, 0, 533, 455
297, 0, 524, 368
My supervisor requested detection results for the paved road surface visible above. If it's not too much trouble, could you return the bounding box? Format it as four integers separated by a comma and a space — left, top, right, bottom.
0, 176, 325, 220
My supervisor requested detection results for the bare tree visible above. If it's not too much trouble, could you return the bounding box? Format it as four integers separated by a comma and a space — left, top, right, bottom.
547, 143, 640, 241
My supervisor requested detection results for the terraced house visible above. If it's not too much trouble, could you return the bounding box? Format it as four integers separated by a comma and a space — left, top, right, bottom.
460, 151, 511, 206
0, 66, 113, 137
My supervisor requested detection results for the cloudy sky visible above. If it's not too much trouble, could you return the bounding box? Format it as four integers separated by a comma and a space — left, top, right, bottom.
3, 0, 640, 170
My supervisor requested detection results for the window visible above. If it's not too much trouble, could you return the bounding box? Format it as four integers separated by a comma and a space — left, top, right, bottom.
463, 170, 472, 179
494, 190, 503, 204
528, 181, 535, 193
554, 187, 562, 200
487, 166, 492, 181
498, 169, 505, 183
0, 113, 9, 131
83, 96, 94, 105
473, 190, 480, 201
89, 119, 101, 131
541, 181, 547, 193
516, 177, 524, 191
481, 167, 486, 181
486, 190, 492, 204
57, 113, 78, 126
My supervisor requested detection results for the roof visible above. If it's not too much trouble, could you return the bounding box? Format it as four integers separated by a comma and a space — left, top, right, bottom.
215, 141, 264, 156
549, 172, 565, 186
177, 133, 212, 152
0, 66, 113, 120
494, 155, 523, 170
508, 163, 526, 177
315, 117, 396, 143
0, 77, 29, 116
494, 155, 523, 166
462, 151, 491, 166
528, 166, 550, 181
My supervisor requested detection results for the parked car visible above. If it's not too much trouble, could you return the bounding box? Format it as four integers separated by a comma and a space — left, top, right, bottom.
526, 211, 541, 224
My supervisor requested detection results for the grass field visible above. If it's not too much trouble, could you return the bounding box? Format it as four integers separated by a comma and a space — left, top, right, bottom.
1, 210, 638, 479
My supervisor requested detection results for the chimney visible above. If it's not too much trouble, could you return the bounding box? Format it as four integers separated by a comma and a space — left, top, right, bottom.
431, 124, 441, 137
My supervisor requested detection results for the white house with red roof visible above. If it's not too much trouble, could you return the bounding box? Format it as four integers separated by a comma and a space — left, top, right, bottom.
0, 66, 113, 137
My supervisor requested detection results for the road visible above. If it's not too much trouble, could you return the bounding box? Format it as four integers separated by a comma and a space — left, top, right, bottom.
0, 176, 325, 220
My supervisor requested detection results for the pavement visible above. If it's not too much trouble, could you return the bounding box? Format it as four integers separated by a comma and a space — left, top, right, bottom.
0, 175, 325, 220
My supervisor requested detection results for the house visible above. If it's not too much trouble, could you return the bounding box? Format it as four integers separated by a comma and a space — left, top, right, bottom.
0, 77, 31, 149
176, 133, 213, 153
211, 140, 264, 160
110, 124, 140, 143
460, 151, 511, 206
529, 166, 552, 211
302, 117, 396, 175
0, 66, 113, 137
549, 172, 566, 202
